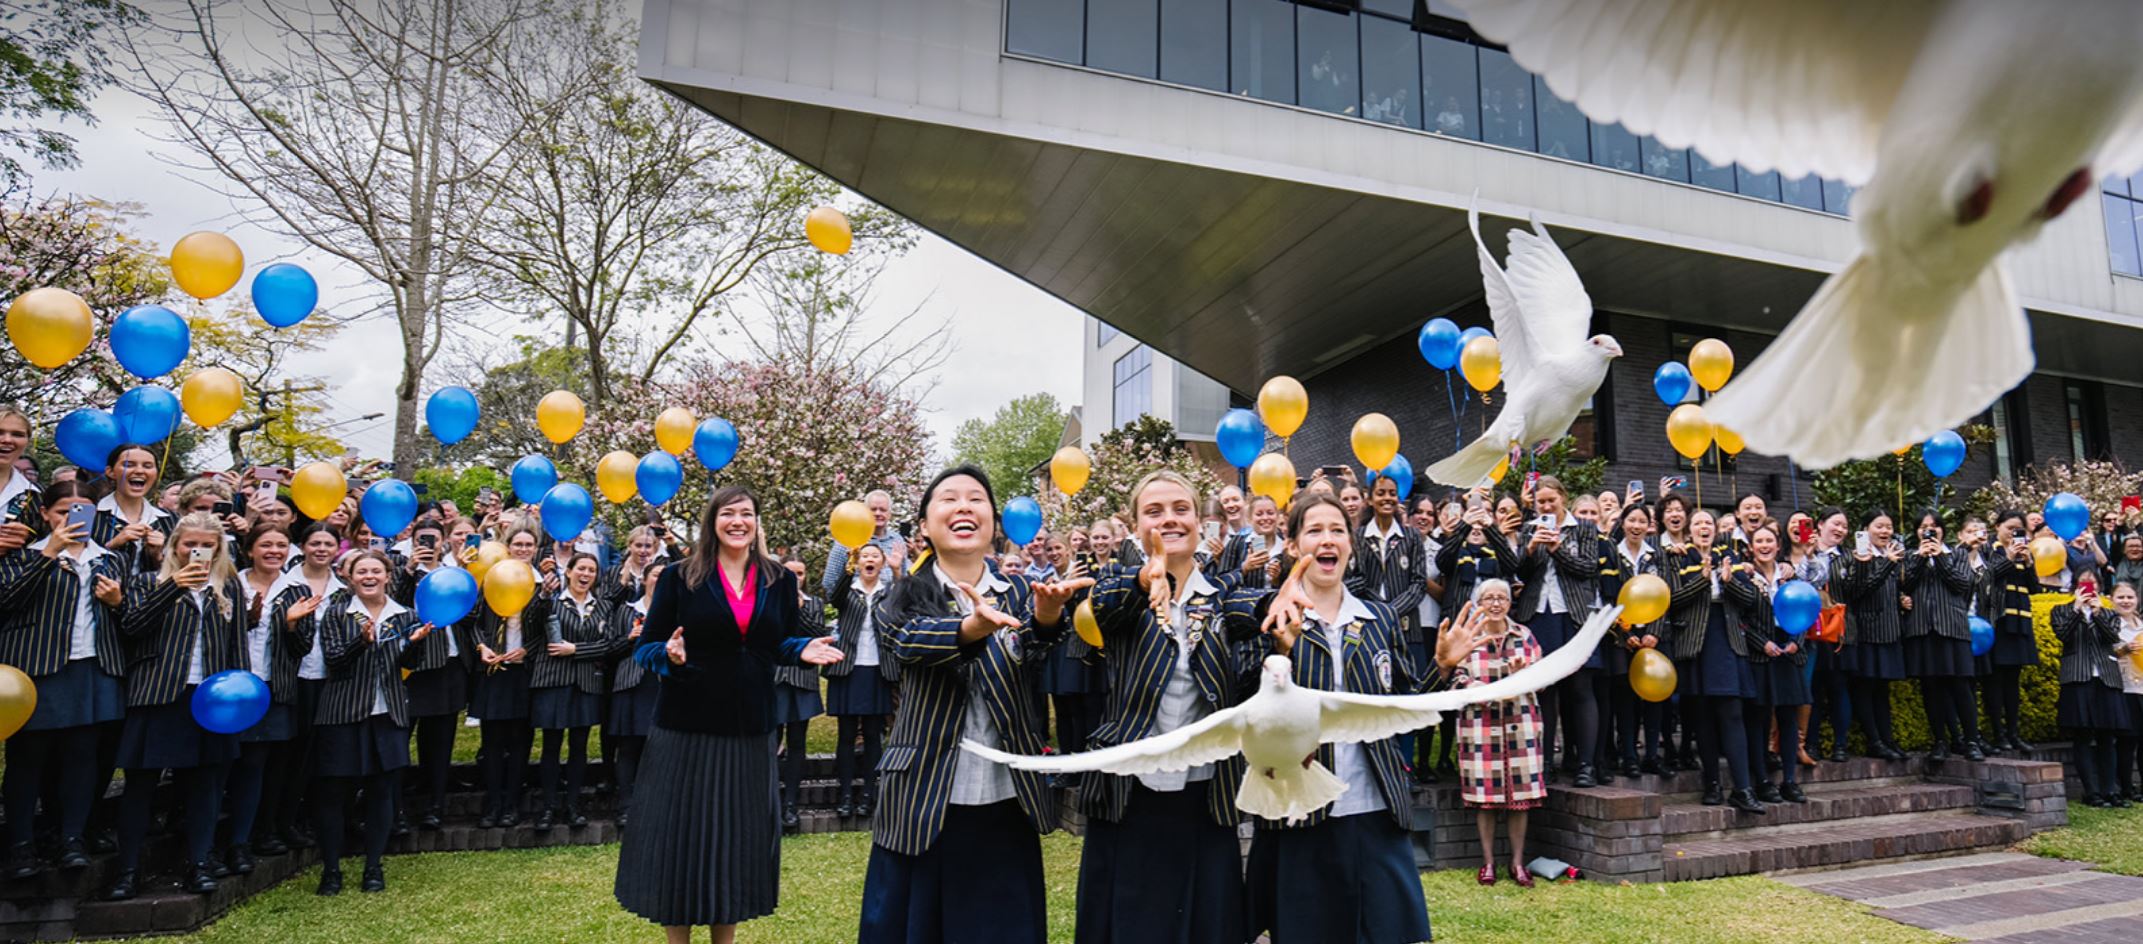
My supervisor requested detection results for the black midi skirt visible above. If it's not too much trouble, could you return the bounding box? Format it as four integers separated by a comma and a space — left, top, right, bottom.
314, 714, 412, 778
407, 664, 469, 718
240, 703, 298, 744
1991, 622, 2041, 668
2058, 682, 2134, 732
858, 800, 1046, 944
613, 726, 780, 927
607, 680, 660, 738
1680, 616, 1758, 700
1905, 635, 1978, 678
826, 665, 894, 717
1245, 811, 1431, 944
22, 659, 125, 733
1755, 658, 1811, 708
470, 665, 531, 721
530, 685, 602, 730
115, 693, 240, 770
1076, 783, 1245, 944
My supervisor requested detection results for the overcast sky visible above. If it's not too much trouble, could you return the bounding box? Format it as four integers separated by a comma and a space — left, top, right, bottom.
38, 24, 1087, 463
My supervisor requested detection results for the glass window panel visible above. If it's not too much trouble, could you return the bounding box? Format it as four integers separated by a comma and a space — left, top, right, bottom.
1781, 174, 1825, 210
1590, 121, 1640, 173
1991, 399, 2013, 483
1097, 320, 1121, 346
2129, 172, 2143, 197
2107, 193, 2143, 277
2067, 384, 2087, 462
1359, 14, 1419, 128
1087, 0, 1159, 77
1421, 34, 1478, 139
1823, 179, 1857, 215
1006, 0, 1085, 63
1736, 164, 1782, 202
1113, 345, 1153, 427
1478, 49, 1534, 151
2104, 173, 2130, 197
1360, 0, 1412, 16
1229, 0, 1294, 103
1296, 5, 1359, 117
1159, 0, 1226, 90
1640, 135, 1688, 182
1534, 76, 1588, 160
1690, 150, 1735, 192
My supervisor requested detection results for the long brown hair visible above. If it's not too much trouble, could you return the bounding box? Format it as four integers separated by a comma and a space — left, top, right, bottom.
682, 485, 775, 589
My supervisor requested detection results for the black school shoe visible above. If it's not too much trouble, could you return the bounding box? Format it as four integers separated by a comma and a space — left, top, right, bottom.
317, 868, 343, 896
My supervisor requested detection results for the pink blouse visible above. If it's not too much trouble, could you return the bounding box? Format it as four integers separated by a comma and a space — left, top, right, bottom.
720, 563, 757, 635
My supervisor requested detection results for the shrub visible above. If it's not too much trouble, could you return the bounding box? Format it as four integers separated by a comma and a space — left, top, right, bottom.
1967, 459, 2143, 525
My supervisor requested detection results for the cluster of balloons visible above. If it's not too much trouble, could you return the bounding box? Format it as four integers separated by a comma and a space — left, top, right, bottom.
1612, 574, 1680, 702
498, 391, 736, 526
1654, 339, 1741, 460
2026, 492, 2093, 577
1416, 318, 1500, 392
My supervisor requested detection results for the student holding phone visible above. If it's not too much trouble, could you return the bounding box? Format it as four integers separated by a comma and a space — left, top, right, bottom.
1979, 510, 2041, 752
2055, 580, 2132, 807
1833, 511, 1909, 761
94, 444, 173, 575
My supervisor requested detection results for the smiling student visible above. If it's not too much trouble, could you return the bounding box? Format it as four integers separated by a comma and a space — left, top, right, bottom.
94, 445, 172, 575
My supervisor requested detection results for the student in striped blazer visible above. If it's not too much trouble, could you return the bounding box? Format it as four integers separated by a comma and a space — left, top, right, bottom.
1206, 493, 1284, 589
394, 518, 477, 831
1664, 510, 1765, 814
819, 542, 896, 820
772, 554, 826, 833
0, 480, 127, 877
470, 523, 548, 827
93, 444, 172, 576
1901, 512, 1985, 762
1349, 474, 1430, 782
1723, 520, 1810, 805
2056, 581, 2134, 807
1979, 510, 2041, 752
103, 512, 250, 901
1599, 502, 1667, 775
605, 525, 663, 607
311, 550, 434, 894
1514, 475, 1605, 787
264, 522, 345, 853
223, 523, 299, 877
1833, 510, 1909, 761
529, 551, 614, 832
0, 407, 37, 553
604, 561, 665, 830
855, 466, 1084, 944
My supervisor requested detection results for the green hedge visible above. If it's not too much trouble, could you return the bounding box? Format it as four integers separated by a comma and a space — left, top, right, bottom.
1882, 592, 2069, 750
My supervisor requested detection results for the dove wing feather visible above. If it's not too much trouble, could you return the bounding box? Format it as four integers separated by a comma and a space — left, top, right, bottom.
959, 704, 1248, 775
1501, 217, 1594, 363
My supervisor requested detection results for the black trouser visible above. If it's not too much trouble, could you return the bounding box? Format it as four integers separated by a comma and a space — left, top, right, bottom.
1051, 693, 1095, 754
538, 726, 590, 813
834, 715, 885, 796
480, 719, 532, 818
1768, 705, 1802, 785
1851, 678, 1896, 750
118, 764, 226, 871
1689, 694, 1752, 791
315, 770, 398, 874
225, 740, 273, 848
1812, 666, 1852, 753
779, 720, 810, 809
2071, 728, 2120, 798
1986, 666, 2025, 739
611, 735, 646, 815
1543, 668, 1601, 771
2116, 731, 2140, 796
4, 726, 101, 848
1919, 677, 1979, 748
412, 714, 458, 815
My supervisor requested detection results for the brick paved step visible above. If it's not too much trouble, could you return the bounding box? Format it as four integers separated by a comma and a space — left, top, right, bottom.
1661, 812, 2029, 882
1663, 783, 1979, 842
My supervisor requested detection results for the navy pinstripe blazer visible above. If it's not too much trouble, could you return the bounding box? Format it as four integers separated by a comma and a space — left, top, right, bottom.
1831, 553, 1904, 646
1436, 526, 1519, 613
92, 508, 175, 577
1663, 545, 1733, 660
1348, 521, 1429, 640
1723, 563, 1802, 665
314, 594, 428, 726
256, 582, 320, 703
2052, 604, 2125, 688
530, 592, 617, 694
0, 546, 127, 676
820, 579, 899, 684
118, 573, 249, 707
1901, 550, 1975, 641
607, 600, 652, 693
1516, 517, 1602, 622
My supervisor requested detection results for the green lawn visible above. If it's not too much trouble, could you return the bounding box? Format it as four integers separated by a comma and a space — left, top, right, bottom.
2019, 801, 2143, 875
448, 711, 844, 764
117, 832, 1942, 944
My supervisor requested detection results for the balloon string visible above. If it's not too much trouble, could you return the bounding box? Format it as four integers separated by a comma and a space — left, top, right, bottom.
1788, 459, 1800, 513
1445, 370, 1461, 451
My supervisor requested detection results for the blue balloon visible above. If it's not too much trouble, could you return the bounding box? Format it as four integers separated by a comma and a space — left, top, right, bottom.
1968, 615, 1995, 657
1215, 408, 1265, 469
109, 305, 191, 379
1003, 496, 1043, 547
54, 409, 122, 469
1458, 326, 1491, 350
1417, 318, 1462, 370
637, 451, 684, 506
425, 386, 480, 445
1369, 453, 1415, 503
2044, 492, 2090, 542
1652, 362, 1693, 406
510, 455, 558, 505
249, 263, 319, 328
1922, 430, 1966, 478
540, 483, 593, 543
1773, 579, 1822, 637
693, 417, 739, 472
414, 568, 480, 627
191, 670, 269, 735
113, 386, 180, 445
360, 479, 419, 539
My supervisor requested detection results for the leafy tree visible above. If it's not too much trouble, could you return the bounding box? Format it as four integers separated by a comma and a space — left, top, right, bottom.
1815, 425, 1996, 529
1493, 436, 1607, 506
951, 393, 1065, 500
443, 339, 588, 468
0, 0, 142, 184
1966, 459, 2143, 526
1038, 417, 1222, 535
182, 303, 344, 466
413, 464, 511, 513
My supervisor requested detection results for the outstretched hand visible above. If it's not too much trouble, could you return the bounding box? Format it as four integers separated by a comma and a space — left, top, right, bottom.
956, 582, 1023, 637
800, 636, 845, 666
1032, 576, 1094, 627
1433, 601, 1493, 669
666, 627, 687, 666
1260, 557, 1314, 653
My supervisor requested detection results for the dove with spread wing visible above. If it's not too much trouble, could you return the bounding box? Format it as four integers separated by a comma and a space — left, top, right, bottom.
1426, 202, 1622, 488
1448, 0, 2143, 468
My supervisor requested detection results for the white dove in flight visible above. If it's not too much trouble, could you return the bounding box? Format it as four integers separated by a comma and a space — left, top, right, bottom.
962, 605, 1620, 824
1426, 202, 1622, 488
1448, 0, 2143, 468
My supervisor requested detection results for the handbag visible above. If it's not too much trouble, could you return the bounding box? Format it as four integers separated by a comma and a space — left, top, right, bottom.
1810, 604, 1847, 645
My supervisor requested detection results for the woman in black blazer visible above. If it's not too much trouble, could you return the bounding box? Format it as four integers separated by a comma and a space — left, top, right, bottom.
312, 550, 433, 894
529, 552, 614, 830
611, 485, 841, 942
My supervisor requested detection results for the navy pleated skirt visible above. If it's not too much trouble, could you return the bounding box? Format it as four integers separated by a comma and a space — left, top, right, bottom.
607, 680, 659, 738
772, 684, 822, 725
240, 703, 298, 743
22, 659, 124, 732
531, 685, 602, 730
1843, 639, 1907, 681
1991, 621, 2041, 668
1245, 811, 1431, 944
115, 694, 239, 770
407, 664, 469, 718
2057, 682, 2134, 731
614, 727, 780, 927
314, 714, 412, 777
1905, 635, 1978, 678
1076, 784, 1245, 944
827, 665, 894, 717
470, 665, 531, 721
858, 800, 1046, 944
1754, 658, 1811, 708
1530, 611, 1604, 671
1680, 614, 1758, 699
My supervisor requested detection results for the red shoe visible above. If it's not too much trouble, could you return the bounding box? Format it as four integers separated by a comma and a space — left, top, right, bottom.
1512, 865, 1535, 888
1477, 864, 1497, 886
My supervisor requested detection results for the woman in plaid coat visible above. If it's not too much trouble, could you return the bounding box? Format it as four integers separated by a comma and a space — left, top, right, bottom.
1455, 577, 1547, 886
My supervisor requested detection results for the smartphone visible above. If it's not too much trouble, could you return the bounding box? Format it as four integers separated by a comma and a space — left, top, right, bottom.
1467, 492, 1489, 513
1201, 520, 1221, 543
2125, 495, 2142, 514
259, 467, 291, 484
212, 500, 234, 517
1794, 519, 1815, 546
65, 502, 96, 535
1316, 465, 1350, 481
1627, 479, 1644, 501
368, 536, 387, 552
417, 533, 438, 549
189, 547, 212, 564
650, 524, 667, 537
1854, 531, 1873, 555
1524, 471, 1541, 492
463, 534, 482, 551
1249, 532, 1268, 554
1920, 528, 1936, 542
1664, 476, 1688, 492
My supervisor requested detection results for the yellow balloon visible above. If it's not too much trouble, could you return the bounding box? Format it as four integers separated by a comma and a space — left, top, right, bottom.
1689, 338, 1734, 392
289, 462, 348, 521
536, 390, 585, 444
5, 287, 94, 369
1630, 648, 1678, 703
2031, 536, 2067, 577
484, 559, 536, 618
1713, 424, 1746, 457
596, 450, 639, 504
1051, 446, 1091, 495
170, 231, 244, 300
1617, 573, 1672, 625
466, 540, 509, 584
0, 664, 36, 741
1460, 336, 1501, 392
1257, 376, 1309, 439
1489, 457, 1510, 482
830, 499, 875, 550
1351, 412, 1399, 472
1074, 598, 1103, 649
805, 205, 853, 255
654, 407, 697, 455
1248, 452, 1298, 509
179, 367, 244, 428
1666, 403, 1713, 460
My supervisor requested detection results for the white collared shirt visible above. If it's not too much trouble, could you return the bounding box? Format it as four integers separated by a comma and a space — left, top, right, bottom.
1418, 535, 1443, 630
278, 568, 346, 680
357, 596, 409, 715
2116, 613, 2143, 694
1535, 513, 1570, 614
1305, 591, 1387, 817
30, 537, 108, 661
1140, 569, 1221, 793
1619, 540, 1649, 574
850, 577, 886, 667
936, 563, 1018, 807
185, 587, 212, 685
241, 569, 277, 681
96, 493, 170, 528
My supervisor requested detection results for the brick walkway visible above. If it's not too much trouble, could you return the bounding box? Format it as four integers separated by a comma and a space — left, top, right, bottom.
1777, 852, 2143, 943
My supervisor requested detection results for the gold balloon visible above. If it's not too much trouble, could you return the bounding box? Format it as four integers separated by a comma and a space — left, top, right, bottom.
170, 231, 244, 300
2031, 536, 2067, 577
596, 450, 639, 504
830, 499, 875, 550
1666, 403, 1713, 460
1248, 452, 1297, 509
466, 540, 509, 584
1713, 424, 1746, 457
1489, 457, 1510, 482
6, 287, 94, 369
1051, 446, 1091, 495
1257, 376, 1309, 438
1688, 338, 1734, 392
1351, 412, 1399, 472
289, 462, 348, 520
1630, 648, 1677, 703
1074, 598, 1104, 649
180, 367, 244, 428
484, 559, 537, 618
535, 390, 585, 444
0, 664, 36, 741
1617, 573, 1671, 625
1460, 336, 1501, 392
805, 205, 853, 255
654, 407, 697, 455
